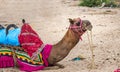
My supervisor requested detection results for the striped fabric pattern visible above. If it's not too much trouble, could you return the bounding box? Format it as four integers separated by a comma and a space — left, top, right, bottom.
0, 44, 52, 71
0, 47, 44, 67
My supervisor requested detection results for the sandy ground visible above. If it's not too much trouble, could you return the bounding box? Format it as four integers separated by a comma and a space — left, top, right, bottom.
0, 0, 120, 72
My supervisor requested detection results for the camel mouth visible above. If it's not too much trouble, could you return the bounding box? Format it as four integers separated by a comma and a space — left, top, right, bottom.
82, 20, 93, 31
85, 24, 93, 31
86, 25, 93, 31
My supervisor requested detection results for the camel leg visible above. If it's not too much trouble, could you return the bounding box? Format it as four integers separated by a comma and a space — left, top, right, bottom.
43, 63, 64, 70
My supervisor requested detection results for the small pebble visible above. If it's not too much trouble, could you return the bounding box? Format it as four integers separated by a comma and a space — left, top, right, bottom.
106, 58, 109, 60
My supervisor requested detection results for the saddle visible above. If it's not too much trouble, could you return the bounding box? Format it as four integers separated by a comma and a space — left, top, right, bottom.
0, 20, 52, 71
0, 20, 43, 56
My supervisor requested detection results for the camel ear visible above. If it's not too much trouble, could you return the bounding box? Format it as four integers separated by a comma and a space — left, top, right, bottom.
69, 18, 74, 24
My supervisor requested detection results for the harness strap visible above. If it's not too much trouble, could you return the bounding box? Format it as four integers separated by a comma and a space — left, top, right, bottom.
69, 19, 84, 40
11, 48, 17, 67
11, 44, 45, 66
31, 44, 45, 60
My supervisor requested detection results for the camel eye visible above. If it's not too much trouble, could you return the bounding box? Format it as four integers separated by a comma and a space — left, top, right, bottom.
76, 22, 80, 26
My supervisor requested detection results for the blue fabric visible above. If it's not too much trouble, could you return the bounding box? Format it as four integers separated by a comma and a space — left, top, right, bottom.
0, 29, 6, 45
6, 28, 21, 46
0, 28, 21, 46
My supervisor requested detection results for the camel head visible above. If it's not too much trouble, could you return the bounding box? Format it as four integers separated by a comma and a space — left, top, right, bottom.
69, 18, 92, 36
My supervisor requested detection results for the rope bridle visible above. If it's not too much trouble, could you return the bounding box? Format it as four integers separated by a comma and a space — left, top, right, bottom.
69, 19, 85, 40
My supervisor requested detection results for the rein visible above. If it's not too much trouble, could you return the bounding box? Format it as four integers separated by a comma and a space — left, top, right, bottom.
69, 19, 84, 40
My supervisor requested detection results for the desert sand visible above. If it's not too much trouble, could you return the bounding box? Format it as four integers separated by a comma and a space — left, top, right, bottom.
0, 0, 120, 72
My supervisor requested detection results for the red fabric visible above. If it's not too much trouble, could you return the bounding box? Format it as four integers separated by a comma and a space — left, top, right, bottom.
114, 69, 120, 72
18, 23, 43, 56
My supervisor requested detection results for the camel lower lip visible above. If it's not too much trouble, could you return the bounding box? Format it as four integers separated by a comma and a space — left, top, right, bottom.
86, 27, 92, 31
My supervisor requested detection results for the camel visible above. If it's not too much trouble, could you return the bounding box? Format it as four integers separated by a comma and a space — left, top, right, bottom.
46, 18, 92, 69
0, 18, 92, 71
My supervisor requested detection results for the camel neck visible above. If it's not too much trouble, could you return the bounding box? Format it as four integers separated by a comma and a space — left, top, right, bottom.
48, 29, 81, 65
53, 29, 80, 50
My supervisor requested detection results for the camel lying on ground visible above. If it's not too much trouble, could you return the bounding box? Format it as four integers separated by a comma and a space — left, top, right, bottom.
0, 18, 92, 71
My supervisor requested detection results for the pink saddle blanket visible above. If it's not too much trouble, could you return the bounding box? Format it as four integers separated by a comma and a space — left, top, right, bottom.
0, 44, 52, 71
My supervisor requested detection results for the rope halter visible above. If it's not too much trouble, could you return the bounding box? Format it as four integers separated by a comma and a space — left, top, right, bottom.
69, 18, 86, 40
